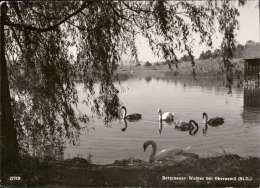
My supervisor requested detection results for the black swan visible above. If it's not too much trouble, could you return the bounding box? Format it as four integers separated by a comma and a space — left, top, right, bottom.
121, 106, 142, 121
188, 120, 199, 136
202, 112, 224, 127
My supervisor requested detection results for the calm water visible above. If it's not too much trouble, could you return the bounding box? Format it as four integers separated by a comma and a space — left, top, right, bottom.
65, 77, 260, 164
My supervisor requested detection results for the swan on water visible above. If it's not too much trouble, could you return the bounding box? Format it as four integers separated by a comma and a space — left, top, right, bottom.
158, 108, 174, 122
174, 119, 199, 134
188, 120, 199, 136
174, 120, 193, 131
121, 106, 142, 121
143, 140, 199, 163
174, 120, 199, 135
202, 112, 224, 127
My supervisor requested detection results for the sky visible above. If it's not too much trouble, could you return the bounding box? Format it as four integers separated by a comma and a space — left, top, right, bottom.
134, 0, 260, 63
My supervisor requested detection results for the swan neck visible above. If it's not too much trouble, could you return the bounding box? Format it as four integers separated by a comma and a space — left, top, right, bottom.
193, 120, 198, 129
204, 113, 208, 122
203, 113, 208, 127
149, 142, 157, 163
189, 120, 198, 135
122, 107, 127, 119
159, 111, 162, 121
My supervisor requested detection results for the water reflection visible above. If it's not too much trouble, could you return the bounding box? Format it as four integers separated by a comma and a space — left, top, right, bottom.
120, 118, 144, 132
157, 118, 176, 135
242, 87, 260, 124
144, 76, 152, 83
86, 127, 96, 134
242, 106, 260, 124
121, 119, 128, 132
152, 76, 241, 93
202, 124, 208, 136
158, 119, 166, 135
244, 87, 260, 107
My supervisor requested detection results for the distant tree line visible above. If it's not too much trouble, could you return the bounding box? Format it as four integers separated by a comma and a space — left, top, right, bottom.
198, 44, 244, 60
180, 40, 256, 61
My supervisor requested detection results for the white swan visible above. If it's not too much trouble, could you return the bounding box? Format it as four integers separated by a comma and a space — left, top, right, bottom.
158, 108, 174, 122
143, 140, 199, 163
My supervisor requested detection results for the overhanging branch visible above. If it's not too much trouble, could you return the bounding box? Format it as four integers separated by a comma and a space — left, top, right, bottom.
6, 1, 88, 32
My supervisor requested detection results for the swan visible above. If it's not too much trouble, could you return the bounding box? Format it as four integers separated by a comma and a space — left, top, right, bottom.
143, 140, 199, 163
188, 120, 199, 136
174, 120, 199, 135
121, 106, 142, 121
158, 108, 174, 122
202, 112, 224, 127
174, 120, 193, 131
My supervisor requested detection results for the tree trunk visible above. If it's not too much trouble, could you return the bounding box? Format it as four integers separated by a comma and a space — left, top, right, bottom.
259, 0, 260, 42
0, 2, 19, 178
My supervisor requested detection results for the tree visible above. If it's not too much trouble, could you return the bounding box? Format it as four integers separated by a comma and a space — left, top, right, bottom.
180, 54, 191, 62
234, 43, 244, 58
1, 2, 19, 174
0, 0, 244, 174
246, 40, 255, 45
199, 50, 213, 60
218, 0, 240, 88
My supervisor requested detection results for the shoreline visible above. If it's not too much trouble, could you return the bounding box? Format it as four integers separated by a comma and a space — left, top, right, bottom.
117, 63, 244, 91
3, 153, 259, 187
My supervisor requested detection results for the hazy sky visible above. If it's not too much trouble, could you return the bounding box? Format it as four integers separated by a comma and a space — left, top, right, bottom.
135, 0, 260, 62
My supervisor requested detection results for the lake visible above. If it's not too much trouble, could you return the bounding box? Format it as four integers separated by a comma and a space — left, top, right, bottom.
65, 77, 260, 164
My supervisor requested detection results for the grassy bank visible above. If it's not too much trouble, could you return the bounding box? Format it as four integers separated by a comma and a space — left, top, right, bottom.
117, 58, 244, 81
2, 153, 259, 187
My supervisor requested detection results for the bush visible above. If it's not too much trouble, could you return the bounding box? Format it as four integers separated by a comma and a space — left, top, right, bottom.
144, 61, 152, 67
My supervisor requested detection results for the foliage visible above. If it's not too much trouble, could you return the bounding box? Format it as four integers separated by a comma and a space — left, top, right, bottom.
199, 50, 214, 60
3, 0, 244, 154
181, 54, 192, 62
198, 44, 244, 60
144, 61, 152, 67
